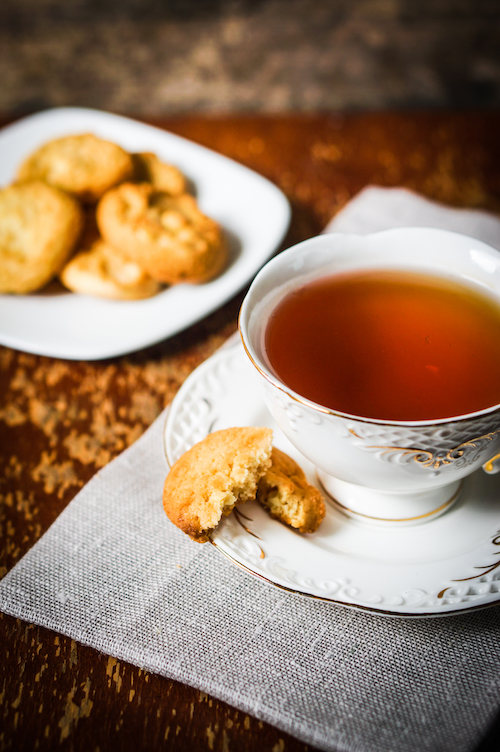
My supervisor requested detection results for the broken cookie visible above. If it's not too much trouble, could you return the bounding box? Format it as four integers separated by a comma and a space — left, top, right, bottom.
163, 427, 273, 543
257, 448, 325, 533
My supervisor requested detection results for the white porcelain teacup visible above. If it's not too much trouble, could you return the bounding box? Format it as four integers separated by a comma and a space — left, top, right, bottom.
239, 227, 500, 524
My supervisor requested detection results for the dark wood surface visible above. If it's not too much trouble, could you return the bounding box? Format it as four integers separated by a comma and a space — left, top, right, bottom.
1, 111, 500, 752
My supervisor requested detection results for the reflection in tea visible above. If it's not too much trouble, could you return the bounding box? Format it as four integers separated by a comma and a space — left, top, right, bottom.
264, 269, 500, 421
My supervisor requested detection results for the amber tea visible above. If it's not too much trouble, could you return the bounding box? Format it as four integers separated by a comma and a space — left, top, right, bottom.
264, 269, 500, 421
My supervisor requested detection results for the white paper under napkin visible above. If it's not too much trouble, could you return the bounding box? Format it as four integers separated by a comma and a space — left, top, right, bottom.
2, 187, 500, 752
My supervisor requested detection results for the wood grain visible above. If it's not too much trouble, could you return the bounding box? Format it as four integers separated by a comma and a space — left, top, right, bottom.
1, 111, 500, 752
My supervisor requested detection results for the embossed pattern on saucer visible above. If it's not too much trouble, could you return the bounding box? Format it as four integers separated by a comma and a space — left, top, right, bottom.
164, 341, 500, 617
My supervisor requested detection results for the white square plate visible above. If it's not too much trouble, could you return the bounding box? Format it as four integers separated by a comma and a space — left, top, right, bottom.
0, 108, 290, 360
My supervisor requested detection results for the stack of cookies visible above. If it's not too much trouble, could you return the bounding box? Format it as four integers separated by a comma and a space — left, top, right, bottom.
0, 133, 226, 299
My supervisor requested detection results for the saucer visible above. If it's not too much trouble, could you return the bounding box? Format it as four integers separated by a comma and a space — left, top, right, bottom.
164, 340, 500, 618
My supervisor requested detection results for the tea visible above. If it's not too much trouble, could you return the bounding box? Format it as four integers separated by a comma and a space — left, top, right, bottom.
264, 269, 500, 421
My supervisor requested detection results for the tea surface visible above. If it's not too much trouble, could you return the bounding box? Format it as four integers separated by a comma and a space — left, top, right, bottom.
264, 269, 500, 421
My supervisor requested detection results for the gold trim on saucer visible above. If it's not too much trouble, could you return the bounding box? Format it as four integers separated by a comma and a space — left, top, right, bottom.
209, 538, 500, 618
438, 531, 500, 599
318, 477, 462, 523
233, 508, 265, 559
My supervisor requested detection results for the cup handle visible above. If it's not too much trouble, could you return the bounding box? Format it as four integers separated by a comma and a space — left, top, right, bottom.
483, 453, 500, 474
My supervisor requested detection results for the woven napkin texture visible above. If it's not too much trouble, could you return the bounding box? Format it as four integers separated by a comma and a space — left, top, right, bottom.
2, 187, 500, 752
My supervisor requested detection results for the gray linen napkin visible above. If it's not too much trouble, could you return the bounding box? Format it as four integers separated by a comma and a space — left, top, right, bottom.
2, 187, 500, 752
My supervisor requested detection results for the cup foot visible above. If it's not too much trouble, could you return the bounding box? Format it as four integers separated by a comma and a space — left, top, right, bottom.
316, 471, 463, 526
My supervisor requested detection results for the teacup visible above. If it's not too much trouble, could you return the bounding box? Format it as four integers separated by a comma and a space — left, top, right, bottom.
239, 227, 500, 524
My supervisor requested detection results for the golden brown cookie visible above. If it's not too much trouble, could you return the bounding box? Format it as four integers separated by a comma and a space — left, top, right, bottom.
17, 133, 134, 203
96, 183, 226, 284
257, 448, 325, 533
0, 181, 83, 294
59, 239, 161, 300
131, 152, 187, 195
163, 427, 273, 543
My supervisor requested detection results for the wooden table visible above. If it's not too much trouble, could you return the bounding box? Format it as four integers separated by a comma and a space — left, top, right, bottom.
1, 111, 500, 752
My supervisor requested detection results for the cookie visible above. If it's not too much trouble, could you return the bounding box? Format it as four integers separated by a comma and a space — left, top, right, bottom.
60, 239, 161, 300
163, 427, 273, 543
257, 448, 325, 533
17, 133, 134, 203
0, 181, 83, 294
131, 152, 187, 195
97, 183, 226, 284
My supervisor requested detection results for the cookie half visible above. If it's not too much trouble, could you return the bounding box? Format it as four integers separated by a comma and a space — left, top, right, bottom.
17, 133, 134, 203
97, 183, 226, 284
60, 239, 161, 300
163, 427, 273, 542
257, 448, 325, 533
0, 181, 83, 294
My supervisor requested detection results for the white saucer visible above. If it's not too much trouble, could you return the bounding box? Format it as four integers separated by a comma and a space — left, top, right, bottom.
164, 341, 500, 617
